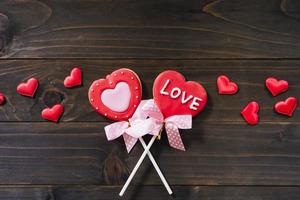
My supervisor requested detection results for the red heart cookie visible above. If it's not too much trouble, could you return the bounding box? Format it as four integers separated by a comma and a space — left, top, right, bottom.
64, 67, 82, 88
88, 68, 142, 121
17, 78, 38, 97
217, 75, 238, 95
0, 93, 5, 105
153, 70, 207, 118
241, 101, 259, 125
265, 77, 288, 96
42, 104, 64, 122
274, 97, 297, 117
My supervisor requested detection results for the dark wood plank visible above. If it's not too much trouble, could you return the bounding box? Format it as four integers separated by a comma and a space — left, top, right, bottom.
0, 122, 300, 185
0, 59, 299, 123
0, 186, 298, 200
1, 0, 300, 58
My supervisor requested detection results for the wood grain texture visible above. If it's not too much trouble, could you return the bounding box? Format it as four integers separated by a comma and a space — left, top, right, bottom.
0, 0, 300, 58
1, 0, 300, 199
0, 13, 12, 54
0, 122, 299, 186
0, 186, 299, 200
0, 59, 298, 123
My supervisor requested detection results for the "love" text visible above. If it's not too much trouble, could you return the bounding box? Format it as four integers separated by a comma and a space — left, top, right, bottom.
160, 79, 202, 111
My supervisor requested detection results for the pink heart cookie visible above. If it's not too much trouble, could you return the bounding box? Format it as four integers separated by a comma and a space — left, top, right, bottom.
88, 68, 142, 121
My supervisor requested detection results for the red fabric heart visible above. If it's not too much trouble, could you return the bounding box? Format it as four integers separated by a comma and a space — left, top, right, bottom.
265, 77, 288, 96
88, 68, 142, 121
241, 101, 259, 125
0, 93, 5, 105
274, 97, 298, 117
17, 78, 38, 97
153, 70, 207, 118
42, 104, 64, 122
64, 67, 82, 88
217, 75, 238, 94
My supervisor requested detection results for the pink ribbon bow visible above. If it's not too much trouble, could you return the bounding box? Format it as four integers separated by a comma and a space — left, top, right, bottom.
138, 99, 192, 151
104, 100, 161, 153
104, 99, 192, 152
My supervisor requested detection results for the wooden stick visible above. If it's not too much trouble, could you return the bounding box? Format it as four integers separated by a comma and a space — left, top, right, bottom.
139, 137, 173, 195
119, 135, 157, 196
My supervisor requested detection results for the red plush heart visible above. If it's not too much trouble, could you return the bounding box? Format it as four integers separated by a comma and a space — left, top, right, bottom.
217, 75, 238, 95
88, 68, 142, 121
17, 78, 38, 97
42, 104, 64, 122
265, 77, 288, 96
153, 70, 207, 118
64, 67, 82, 88
274, 97, 297, 117
0, 93, 5, 105
241, 101, 259, 125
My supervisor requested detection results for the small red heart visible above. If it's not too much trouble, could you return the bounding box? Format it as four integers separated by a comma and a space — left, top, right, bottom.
241, 101, 259, 125
265, 77, 288, 96
64, 67, 82, 88
217, 75, 238, 95
17, 78, 38, 97
41, 104, 64, 122
88, 68, 142, 121
0, 93, 5, 105
274, 97, 298, 117
153, 70, 207, 118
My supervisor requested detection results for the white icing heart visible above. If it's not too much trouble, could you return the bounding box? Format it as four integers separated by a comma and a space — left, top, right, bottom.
101, 82, 131, 112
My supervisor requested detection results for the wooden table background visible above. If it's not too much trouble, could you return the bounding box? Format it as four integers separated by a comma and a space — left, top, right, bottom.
0, 0, 300, 199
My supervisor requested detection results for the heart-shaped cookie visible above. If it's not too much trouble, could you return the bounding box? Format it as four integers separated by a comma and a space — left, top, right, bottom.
241, 101, 259, 125
64, 67, 82, 88
88, 68, 142, 121
217, 75, 238, 95
265, 77, 288, 96
17, 78, 38, 97
0, 93, 5, 105
274, 97, 297, 117
41, 104, 64, 122
153, 70, 207, 118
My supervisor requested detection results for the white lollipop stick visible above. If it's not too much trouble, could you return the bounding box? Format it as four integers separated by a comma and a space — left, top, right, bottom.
119, 135, 157, 196
139, 137, 173, 195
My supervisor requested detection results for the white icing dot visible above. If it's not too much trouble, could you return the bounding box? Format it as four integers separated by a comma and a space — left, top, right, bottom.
131, 77, 134, 80
91, 99, 94, 102
114, 116, 118, 118
104, 113, 107, 116
135, 87, 138, 90
91, 89, 94, 92
121, 72, 124, 75
126, 115, 129, 118
96, 83, 99, 86
109, 81, 113, 85
134, 105, 137, 107
136, 96, 138, 99
96, 107, 99, 110
113, 73, 117, 76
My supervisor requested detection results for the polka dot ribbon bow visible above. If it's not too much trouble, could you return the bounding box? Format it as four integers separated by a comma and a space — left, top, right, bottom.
104, 99, 192, 152
133, 99, 192, 151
